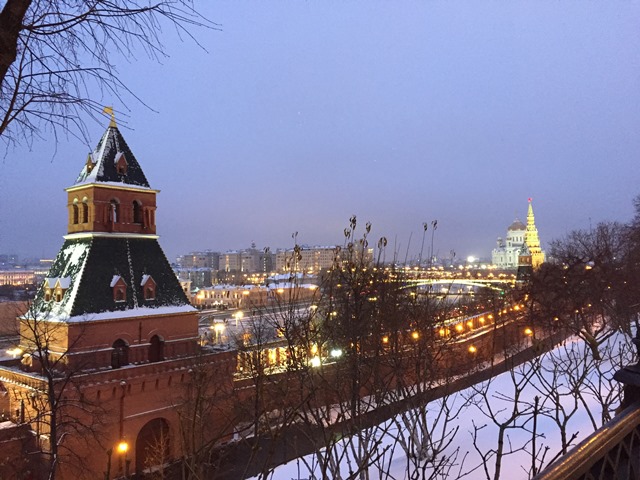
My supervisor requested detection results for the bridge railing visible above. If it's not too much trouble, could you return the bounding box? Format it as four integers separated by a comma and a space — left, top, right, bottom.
533, 401, 640, 480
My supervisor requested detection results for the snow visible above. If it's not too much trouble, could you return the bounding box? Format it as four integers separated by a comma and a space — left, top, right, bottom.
44, 304, 196, 323
71, 180, 155, 191
252, 333, 631, 480
110, 275, 123, 288
43, 275, 73, 290
114, 151, 127, 165
140, 274, 153, 286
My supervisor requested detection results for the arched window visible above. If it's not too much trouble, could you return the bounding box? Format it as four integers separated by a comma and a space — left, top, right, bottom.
149, 335, 164, 363
133, 201, 143, 224
82, 201, 89, 223
111, 339, 129, 369
109, 200, 120, 223
72, 204, 79, 224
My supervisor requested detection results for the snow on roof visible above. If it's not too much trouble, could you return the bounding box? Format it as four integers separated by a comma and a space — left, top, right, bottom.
267, 282, 318, 290
60, 304, 195, 323
44, 276, 71, 289
140, 274, 153, 286
110, 275, 123, 288
73, 126, 151, 188
114, 152, 127, 164
71, 180, 155, 191
32, 242, 92, 320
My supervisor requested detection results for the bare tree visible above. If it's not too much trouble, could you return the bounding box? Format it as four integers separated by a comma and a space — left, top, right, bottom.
0, 0, 213, 147
523, 222, 632, 359
8, 303, 105, 480
464, 364, 541, 480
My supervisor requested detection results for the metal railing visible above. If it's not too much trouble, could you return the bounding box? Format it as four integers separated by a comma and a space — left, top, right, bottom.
534, 401, 640, 480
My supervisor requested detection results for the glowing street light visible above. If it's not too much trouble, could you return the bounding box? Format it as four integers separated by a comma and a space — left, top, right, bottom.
234, 311, 244, 327
6, 347, 22, 358
213, 323, 225, 343
468, 345, 477, 354
117, 440, 129, 454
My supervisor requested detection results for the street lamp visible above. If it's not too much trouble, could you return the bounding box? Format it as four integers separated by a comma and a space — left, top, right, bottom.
213, 323, 225, 344
117, 440, 128, 454
234, 311, 244, 327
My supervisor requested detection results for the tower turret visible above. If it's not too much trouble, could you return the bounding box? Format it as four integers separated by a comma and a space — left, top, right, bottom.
524, 198, 545, 269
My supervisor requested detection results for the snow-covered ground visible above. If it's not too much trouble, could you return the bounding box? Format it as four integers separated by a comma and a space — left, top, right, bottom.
252, 333, 633, 480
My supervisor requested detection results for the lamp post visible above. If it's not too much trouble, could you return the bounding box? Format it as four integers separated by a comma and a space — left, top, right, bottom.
117, 440, 129, 479
118, 380, 127, 474
104, 448, 112, 480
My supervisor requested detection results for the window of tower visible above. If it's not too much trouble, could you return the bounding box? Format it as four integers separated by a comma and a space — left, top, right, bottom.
72, 204, 79, 225
133, 200, 143, 224
149, 335, 165, 363
115, 152, 128, 175
141, 275, 156, 301
111, 339, 129, 369
109, 199, 120, 223
81, 199, 89, 223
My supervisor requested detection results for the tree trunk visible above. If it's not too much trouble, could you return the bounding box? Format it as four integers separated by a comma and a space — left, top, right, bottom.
0, 0, 31, 87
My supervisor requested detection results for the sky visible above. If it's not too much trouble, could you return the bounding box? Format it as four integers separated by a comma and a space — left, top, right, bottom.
1, 1, 639, 263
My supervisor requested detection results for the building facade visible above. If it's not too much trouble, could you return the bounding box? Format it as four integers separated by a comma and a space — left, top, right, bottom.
492, 199, 545, 270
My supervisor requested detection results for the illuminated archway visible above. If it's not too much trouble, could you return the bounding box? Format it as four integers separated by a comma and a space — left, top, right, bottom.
135, 417, 170, 475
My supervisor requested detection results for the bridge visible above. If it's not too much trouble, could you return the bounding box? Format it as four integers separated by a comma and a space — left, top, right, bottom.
402, 277, 514, 294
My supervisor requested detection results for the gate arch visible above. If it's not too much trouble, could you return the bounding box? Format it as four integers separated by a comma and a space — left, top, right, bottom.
135, 417, 170, 475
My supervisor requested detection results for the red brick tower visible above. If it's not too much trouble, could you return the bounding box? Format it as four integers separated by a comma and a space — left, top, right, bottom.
0, 117, 234, 479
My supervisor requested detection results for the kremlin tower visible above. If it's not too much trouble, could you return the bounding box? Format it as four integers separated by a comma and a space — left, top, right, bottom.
0, 116, 234, 479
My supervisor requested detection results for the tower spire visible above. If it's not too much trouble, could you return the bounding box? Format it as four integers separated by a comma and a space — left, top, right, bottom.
103, 106, 117, 128
524, 198, 545, 269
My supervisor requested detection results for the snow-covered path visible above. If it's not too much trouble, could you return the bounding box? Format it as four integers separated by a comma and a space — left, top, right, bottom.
252, 333, 632, 480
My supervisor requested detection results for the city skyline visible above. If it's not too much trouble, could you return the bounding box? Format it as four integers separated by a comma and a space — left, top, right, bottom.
1, 2, 639, 262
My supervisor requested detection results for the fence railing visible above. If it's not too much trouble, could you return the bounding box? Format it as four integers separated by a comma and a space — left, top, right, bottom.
534, 401, 640, 480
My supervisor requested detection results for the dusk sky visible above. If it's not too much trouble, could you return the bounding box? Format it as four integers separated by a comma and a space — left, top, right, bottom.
1, 1, 639, 263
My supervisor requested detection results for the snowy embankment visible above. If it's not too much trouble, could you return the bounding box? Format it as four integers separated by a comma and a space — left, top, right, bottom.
253, 333, 632, 480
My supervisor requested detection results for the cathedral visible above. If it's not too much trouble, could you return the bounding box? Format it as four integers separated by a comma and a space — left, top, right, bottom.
491, 199, 545, 270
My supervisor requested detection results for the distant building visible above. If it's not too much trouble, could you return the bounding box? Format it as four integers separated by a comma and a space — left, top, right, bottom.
191, 282, 318, 310
0, 255, 19, 267
219, 246, 275, 273
0, 268, 47, 286
492, 199, 545, 270
275, 246, 337, 273
175, 267, 213, 289
275, 245, 374, 273
176, 250, 219, 269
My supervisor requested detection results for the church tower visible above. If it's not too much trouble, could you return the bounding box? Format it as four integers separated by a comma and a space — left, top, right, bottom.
524, 198, 545, 269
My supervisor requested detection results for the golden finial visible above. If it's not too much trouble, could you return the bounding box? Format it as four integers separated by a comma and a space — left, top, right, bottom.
102, 106, 117, 127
